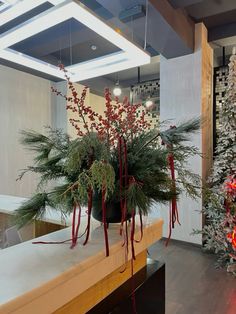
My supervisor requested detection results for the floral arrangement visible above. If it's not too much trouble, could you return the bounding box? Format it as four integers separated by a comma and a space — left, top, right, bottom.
16, 65, 201, 256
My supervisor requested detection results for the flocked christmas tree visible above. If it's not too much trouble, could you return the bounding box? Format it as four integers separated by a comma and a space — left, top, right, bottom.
201, 52, 236, 274
211, 53, 236, 186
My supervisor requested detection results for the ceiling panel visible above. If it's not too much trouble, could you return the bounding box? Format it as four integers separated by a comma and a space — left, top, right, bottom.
168, 0, 204, 9
186, 0, 236, 19
200, 8, 236, 28
10, 18, 120, 66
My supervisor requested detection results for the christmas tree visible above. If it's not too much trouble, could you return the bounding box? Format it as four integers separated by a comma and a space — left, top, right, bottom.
202, 52, 236, 274
211, 53, 236, 186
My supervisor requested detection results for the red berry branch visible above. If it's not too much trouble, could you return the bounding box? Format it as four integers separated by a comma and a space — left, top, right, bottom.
51, 64, 151, 149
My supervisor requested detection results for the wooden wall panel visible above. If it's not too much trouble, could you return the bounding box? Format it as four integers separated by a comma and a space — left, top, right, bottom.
196, 24, 214, 183
0, 212, 65, 248
54, 251, 147, 314
34, 220, 64, 238
0, 212, 34, 247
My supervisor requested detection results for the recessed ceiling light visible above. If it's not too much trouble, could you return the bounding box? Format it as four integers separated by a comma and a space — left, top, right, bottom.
0, 0, 150, 82
91, 45, 97, 51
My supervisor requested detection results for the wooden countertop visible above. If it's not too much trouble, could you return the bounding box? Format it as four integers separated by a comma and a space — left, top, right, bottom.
0, 215, 163, 314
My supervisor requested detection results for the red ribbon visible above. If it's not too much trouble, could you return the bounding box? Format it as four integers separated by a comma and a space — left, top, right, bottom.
118, 136, 139, 314
119, 137, 129, 236
118, 137, 123, 223
71, 201, 82, 248
83, 188, 93, 246
32, 201, 86, 246
130, 209, 136, 261
102, 186, 109, 257
165, 127, 181, 246
168, 153, 180, 224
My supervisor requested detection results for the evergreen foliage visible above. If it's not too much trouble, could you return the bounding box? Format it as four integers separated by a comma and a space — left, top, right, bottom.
16, 119, 201, 227
211, 55, 236, 186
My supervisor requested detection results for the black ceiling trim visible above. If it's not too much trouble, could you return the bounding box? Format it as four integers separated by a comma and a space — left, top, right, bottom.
208, 22, 236, 42
168, 0, 203, 9
195, 8, 236, 29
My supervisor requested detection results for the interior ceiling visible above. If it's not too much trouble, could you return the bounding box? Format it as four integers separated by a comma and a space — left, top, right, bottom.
169, 0, 236, 41
0, 0, 236, 93
84, 0, 236, 92
106, 57, 160, 83
84, 55, 160, 94
11, 18, 120, 66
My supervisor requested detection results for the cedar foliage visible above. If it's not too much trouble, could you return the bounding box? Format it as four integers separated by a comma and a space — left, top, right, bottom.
16, 119, 201, 227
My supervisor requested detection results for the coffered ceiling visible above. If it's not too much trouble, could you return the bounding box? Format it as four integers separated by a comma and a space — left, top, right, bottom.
0, 0, 235, 92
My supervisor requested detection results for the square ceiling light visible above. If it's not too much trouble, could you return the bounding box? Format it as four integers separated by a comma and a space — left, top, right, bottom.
0, 0, 150, 82
0, 1, 10, 13
0, 0, 19, 13
0, 0, 64, 26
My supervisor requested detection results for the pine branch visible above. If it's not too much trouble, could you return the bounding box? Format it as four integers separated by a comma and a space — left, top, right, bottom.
160, 118, 201, 146
15, 193, 49, 228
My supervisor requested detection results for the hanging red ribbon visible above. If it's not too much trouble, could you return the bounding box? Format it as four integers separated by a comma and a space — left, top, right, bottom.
130, 208, 136, 261
83, 188, 93, 246
71, 201, 82, 248
33, 200, 84, 246
119, 136, 128, 235
102, 186, 109, 257
168, 153, 180, 224
165, 126, 181, 246
166, 151, 180, 246
118, 137, 139, 314
118, 136, 124, 235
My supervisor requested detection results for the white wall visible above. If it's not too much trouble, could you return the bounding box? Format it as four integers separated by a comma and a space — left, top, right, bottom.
52, 81, 107, 138
0, 68, 107, 198
0, 65, 53, 197
51, 81, 67, 132
155, 53, 202, 245
151, 24, 213, 245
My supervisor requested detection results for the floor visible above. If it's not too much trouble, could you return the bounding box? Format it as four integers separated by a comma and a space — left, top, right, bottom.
149, 240, 236, 314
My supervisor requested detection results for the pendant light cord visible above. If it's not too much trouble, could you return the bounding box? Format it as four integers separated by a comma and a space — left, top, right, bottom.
69, 20, 73, 66
131, 15, 134, 42
144, 0, 148, 50
59, 37, 62, 64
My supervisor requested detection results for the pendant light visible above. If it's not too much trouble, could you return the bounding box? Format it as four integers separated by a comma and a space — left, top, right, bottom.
145, 97, 153, 109
113, 75, 122, 96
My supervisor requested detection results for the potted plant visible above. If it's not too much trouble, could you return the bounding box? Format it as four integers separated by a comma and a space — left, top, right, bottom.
16, 66, 201, 255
